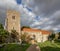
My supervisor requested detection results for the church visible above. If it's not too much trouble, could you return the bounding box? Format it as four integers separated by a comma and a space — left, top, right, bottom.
5, 10, 51, 43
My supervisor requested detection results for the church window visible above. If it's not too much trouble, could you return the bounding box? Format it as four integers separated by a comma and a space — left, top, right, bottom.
12, 16, 15, 19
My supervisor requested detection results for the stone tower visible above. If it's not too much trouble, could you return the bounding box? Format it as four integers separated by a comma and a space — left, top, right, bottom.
5, 10, 20, 34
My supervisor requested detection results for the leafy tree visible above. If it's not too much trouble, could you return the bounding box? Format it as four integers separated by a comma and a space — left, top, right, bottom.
0, 23, 9, 43
0, 24, 4, 29
48, 33, 55, 43
21, 33, 35, 44
11, 30, 19, 42
20, 33, 27, 43
58, 32, 60, 39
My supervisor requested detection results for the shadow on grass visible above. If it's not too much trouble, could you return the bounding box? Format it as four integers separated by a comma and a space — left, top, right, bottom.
41, 46, 60, 51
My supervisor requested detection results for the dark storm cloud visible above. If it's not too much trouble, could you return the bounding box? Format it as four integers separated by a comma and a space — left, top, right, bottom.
50, 11, 60, 27
0, 0, 60, 31
22, 0, 60, 31
30, 0, 59, 16
22, 0, 60, 16
0, 0, 35, 28
0, 0, 18, 25
0, 6, 6, 25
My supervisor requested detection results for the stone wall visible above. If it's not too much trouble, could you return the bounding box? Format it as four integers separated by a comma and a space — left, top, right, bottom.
5, 10, 21, 34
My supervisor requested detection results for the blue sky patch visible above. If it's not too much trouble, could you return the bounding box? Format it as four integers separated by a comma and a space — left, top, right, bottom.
26, 7, 32, 12
35, 16, 40, 21
16, 0, 22, 4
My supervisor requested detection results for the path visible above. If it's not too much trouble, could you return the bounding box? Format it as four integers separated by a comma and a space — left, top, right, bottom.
26, 44, 41, 51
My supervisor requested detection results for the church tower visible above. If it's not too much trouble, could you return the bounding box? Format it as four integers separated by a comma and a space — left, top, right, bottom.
5, 10, 20, 34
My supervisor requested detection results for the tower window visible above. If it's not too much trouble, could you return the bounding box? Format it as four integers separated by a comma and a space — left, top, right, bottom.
12, 16, 15, 19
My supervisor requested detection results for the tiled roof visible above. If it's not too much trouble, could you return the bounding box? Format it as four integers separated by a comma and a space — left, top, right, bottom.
22, 28, 51, 35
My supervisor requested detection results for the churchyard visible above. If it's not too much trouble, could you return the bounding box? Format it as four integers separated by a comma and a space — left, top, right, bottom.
0, 41, 60, 51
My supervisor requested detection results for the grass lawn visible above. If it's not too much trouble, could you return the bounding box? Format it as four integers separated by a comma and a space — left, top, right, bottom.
0, 41, 60, 51
0, 44, 30, 51
38, 41, 60, 51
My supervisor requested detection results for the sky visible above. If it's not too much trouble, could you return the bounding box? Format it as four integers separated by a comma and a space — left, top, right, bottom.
0, 0, 60, 32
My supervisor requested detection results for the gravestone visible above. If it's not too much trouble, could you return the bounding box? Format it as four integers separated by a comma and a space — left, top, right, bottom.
26, 44, 41, 51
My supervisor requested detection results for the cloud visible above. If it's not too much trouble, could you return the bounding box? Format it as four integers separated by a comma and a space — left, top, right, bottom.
18, 4, 35, 26
0, 0, 18, 25
0, 0, 35, 27
0, 0, 60, 31
31, 10, 60, 31
23, 0, 60, 16
22, 0, 60, 31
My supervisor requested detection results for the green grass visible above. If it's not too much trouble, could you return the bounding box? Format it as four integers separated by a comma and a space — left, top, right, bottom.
0, 44, 30, 51
38, 41, 60, 51
0, 41, 60, 51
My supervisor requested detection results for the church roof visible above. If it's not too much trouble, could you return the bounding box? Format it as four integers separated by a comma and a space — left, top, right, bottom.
22, 28, 51, 35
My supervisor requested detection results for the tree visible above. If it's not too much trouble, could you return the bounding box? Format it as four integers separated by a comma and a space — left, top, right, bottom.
0, 24, 4, 29
21, 26, 30, 30
0, 23, 9, 43
11, 30, 19, 42
21, 33, 36, 44
58, 32, 60, 39
48, 33, 55, 43
20, 32, 27, 44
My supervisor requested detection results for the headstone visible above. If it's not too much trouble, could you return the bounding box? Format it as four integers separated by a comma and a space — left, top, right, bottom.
26, 44, 41, 51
